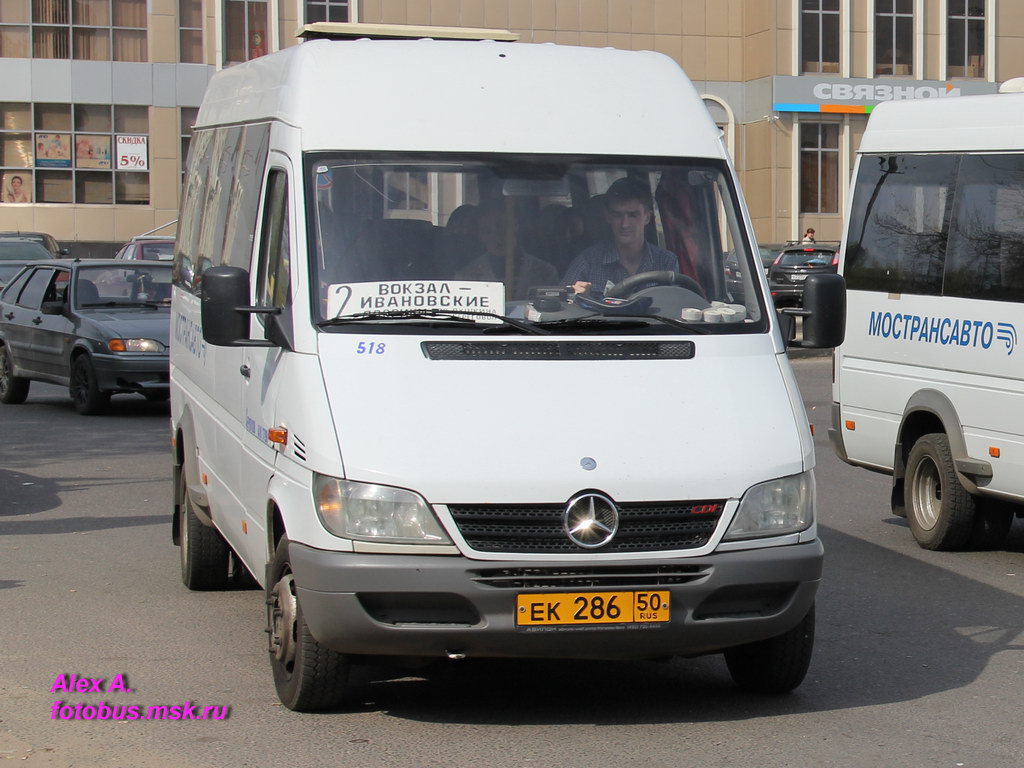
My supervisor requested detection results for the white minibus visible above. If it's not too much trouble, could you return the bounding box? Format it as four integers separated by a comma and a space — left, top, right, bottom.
170, 23, 844, 711
831, 88, 1024, 552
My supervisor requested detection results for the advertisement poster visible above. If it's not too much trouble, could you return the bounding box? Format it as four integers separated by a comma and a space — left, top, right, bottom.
35, 133, 71, 168
0, 171, 32, 203
76, 134, 112, 169
115, 134, 148, 171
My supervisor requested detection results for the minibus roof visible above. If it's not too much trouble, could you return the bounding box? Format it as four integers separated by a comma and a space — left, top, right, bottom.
859, 92, 1024, 154
296, 22, 520, 41
195, 38, 726, 159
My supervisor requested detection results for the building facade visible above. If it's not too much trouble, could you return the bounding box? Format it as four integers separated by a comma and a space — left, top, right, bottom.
0, 0, 1019, 253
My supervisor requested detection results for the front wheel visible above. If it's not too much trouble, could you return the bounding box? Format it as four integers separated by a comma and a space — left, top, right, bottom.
904, 432, 975, 551
268, 537, 353, 711
179, 469, 231, 590
0, 345, 30, 404
724, 605, 815, 694
69, 355, 110, 415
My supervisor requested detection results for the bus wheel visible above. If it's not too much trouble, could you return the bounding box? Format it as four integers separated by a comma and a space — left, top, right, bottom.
267, 537, 352, 712
969, 499, 1014, 550
179, 469, 231, 590
724, 604, 814, 693
905, 433, 975, 551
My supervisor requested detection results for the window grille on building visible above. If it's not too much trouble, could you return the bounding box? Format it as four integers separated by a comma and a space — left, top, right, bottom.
0, 102, 149, 205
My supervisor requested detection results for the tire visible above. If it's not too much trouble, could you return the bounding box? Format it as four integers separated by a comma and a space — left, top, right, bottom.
724, 605, 815, 694
969, 498, 1014, 550
69, 354, 110, 415
267, 537, 353, 711
0, 345, 30, 404
144, 390, 170, 402
904, 433, 975, 551
179, 469, 231, 590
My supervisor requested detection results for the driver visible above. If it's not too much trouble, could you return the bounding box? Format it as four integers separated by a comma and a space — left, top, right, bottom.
561, 177, 679, 296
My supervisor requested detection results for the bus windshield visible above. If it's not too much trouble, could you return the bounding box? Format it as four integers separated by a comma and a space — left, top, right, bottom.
307, 154, 766, 334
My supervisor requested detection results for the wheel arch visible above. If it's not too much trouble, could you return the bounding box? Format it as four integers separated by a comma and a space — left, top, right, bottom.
895, 389, 982, 494
172, 406, 214, 527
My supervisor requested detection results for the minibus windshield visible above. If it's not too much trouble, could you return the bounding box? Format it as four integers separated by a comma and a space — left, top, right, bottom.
307, 154, 766, 333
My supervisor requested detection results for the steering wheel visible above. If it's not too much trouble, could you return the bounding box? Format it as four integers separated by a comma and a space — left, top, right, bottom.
605, 270, 706, 299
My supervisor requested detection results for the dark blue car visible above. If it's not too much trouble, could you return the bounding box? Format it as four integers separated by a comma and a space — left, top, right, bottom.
0, 259, 171, 414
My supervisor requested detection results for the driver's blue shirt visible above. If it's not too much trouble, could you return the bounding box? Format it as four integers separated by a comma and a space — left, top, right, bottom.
561, 241, 679, 296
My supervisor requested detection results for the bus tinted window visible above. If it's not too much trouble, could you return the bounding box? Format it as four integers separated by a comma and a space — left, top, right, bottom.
944, 153, 1024, 302
844, 153, 958, 295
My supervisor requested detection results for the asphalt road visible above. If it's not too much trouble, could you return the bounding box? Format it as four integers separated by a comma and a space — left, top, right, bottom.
1, 365, 1022, 768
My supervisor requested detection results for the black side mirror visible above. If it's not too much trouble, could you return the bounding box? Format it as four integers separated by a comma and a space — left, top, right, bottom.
201, 266, 253, 346
784, 273, 846, 349
41, 300, 64, 315
201, 265, 285, 348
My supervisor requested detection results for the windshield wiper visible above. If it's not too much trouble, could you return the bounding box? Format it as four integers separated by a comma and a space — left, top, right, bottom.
535, 313, 711, 334
318, 309, 550, 335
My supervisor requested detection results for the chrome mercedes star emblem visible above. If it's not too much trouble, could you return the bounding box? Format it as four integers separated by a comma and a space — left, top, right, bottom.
563, 492, 619, 549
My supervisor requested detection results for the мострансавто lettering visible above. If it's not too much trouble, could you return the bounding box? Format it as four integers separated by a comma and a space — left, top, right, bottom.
868, 311, 1017, 355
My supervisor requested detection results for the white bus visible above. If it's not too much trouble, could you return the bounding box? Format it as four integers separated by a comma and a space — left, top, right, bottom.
171, 23, 845, 711
830, 87, 1024, 551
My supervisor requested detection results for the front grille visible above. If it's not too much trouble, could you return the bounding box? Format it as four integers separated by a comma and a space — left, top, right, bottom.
471, 564, 710, 589
448, 500, 724, 554
422, 341, 695, 361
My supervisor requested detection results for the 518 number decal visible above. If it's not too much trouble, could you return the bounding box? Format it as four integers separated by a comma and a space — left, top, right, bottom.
355, 341, 386, 355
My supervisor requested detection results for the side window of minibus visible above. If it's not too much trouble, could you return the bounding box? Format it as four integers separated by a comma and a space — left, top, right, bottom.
255, 168, 291, 321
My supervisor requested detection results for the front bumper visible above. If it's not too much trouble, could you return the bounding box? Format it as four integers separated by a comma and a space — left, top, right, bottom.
289, 540, 824, 660
91, 352, 169, 394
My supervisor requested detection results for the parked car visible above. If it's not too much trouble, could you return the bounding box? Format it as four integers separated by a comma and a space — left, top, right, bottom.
768, 242, 840, 307
0, 231, 68, 257
114, 236, 175, 262
0, 259, 171, 414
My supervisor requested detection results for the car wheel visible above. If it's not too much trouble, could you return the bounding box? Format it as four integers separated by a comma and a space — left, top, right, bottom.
0, 345, 30, 405
268, 537, 353, 711
179, 468, 231, 590
69, 354, 110, 415
724, 605, 815, 694
143, 390, 170, 402
904, 432, 975, 551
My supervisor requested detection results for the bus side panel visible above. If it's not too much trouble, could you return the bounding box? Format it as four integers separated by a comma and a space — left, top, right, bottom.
839, 290, 1024, 498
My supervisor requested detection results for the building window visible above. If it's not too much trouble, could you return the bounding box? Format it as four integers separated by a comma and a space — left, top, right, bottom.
305, 0, 349, 23
801, 0, 840, 74
800, 123, 839, 214
179, 0, 203, 63
0, 0, 147, 61
948, 0, 984, 78
0, 102, 149, 205
875, 0, 913, 76
224, 0, 267, 65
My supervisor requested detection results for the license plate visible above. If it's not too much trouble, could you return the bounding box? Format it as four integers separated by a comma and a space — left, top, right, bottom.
792, 273, 808, 281
516, 591, 670, 626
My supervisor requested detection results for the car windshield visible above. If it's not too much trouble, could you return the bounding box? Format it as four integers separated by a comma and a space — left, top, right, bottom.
308, 154, 766, 334
75, 264, 173, 308
0, 242, 49, 260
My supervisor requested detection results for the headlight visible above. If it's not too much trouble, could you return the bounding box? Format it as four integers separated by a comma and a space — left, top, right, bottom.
108, 338, 165, 353
722, 471, 815, 541
314, 474, 451, 544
